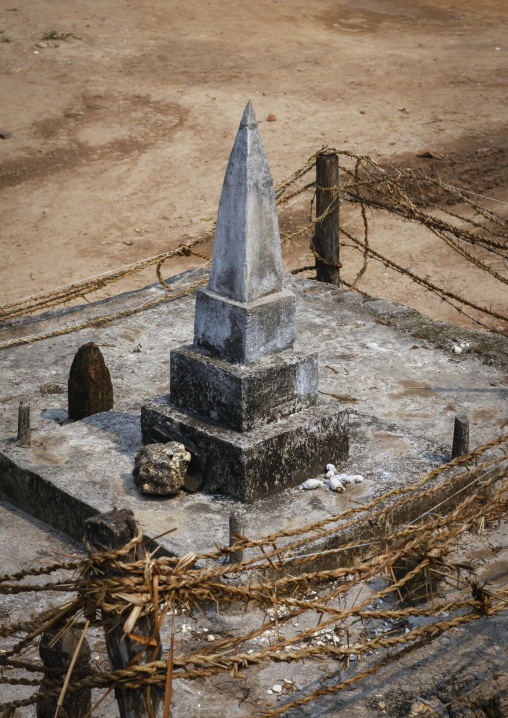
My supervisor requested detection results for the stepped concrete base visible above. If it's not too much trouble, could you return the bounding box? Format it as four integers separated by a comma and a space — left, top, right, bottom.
141, 397, 349, 502
193, 288, 296, 364
169, 345, 318, 432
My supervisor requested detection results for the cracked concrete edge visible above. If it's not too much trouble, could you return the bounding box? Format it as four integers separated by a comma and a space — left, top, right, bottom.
290, 275, 508, 369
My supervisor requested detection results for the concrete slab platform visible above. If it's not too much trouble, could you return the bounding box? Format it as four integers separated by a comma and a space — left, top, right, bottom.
0, 271, 507, 559
169, 345, 318, 432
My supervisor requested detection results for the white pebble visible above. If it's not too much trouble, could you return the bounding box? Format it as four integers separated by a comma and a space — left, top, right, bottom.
353, 475, 364, 483
207, 634, 215, 642
272, 684, 283, 693
336, 473, 354, 485
326, 464, 336, 472
301, 478, 324, 490
329, 476, 345, 492
325, 469, 336, 479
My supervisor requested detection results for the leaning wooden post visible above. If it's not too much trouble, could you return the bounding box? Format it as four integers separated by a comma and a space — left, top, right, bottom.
84, 508, 164, 718
314, 153, 340, 285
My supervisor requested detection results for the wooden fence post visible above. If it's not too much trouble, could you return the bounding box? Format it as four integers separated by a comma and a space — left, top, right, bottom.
229, 510, 246, 564
17, 401, 31, 447
452, 414, 469, 459
84, 508, 165, 718
37, 628, 92, 718
314, 153, 340, 285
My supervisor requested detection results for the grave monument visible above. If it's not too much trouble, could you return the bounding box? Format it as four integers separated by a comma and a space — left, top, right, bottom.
141, 101, 349, 501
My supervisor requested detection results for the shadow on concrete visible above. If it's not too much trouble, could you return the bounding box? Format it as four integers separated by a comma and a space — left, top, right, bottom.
80, 410, 142, 458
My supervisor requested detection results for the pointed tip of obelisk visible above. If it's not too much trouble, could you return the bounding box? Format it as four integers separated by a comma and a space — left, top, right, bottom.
207, 99, 282, 303
239, 99, 258, 130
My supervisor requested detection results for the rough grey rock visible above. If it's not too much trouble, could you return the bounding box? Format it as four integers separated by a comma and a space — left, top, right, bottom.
133, 442, 191, 496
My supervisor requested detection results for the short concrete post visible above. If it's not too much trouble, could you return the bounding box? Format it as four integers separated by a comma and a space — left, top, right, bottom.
229, 510, 246, 564
84, 508, 164, 718
452, 414, 469, 458
16, 401, 30, 447
37, 627, 92, 718
314, 153, 340, 286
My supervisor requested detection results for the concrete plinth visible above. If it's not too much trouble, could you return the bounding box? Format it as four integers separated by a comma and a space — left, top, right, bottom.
142, 397, 348, 503
169, 345, 318, 431
193, 287, 296, 364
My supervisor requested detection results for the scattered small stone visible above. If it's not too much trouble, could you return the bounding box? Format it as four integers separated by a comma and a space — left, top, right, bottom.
301, 478, 324, 490
0, 130, 13, 139
133, 442, 191, 496
39, 382, 64, 395
207, 634, 215, 642
336, 473, 354, 485
329, 476, 345, 492
267, 113, 277, 122
452, 342, 470, 354
272, 684, 283, 693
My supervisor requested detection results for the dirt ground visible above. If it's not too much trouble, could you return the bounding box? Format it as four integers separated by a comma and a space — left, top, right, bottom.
1, 0, 507, 331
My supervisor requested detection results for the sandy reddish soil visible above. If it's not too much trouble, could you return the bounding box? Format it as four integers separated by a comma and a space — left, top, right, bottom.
0, 0, 507, 331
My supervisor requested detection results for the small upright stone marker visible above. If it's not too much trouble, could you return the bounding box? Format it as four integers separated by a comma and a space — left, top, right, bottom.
142, 101, 349, 502
68, 342, 113, 421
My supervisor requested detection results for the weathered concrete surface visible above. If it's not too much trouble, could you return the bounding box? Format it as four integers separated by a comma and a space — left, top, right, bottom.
142, 396, 348, 502
0, 271, 507, 556
193, 287, 296, 364
207, 100, 283, 304
170, 345, 318, 432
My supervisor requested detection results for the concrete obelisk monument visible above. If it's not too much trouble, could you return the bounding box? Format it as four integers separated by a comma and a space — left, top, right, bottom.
142, 101, 348, 502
